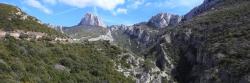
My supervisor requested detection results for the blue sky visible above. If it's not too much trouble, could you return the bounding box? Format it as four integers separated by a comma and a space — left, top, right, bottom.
2, 0, 204, 26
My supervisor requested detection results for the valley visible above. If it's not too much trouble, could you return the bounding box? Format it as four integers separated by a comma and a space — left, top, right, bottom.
0, 0, 250, 83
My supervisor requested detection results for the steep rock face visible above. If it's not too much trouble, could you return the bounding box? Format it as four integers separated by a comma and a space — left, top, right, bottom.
143, 32, 179, 83
96, 12, 182, 49
110, 24, 171, 83
110, 17, 180, 82
148, 13, 182, 28
110, 12, 182, 53
78, 13, 106, 27
145, 1, 250, 83
140, 1, 250, 83
88, 30, 113, 42
110, 23, 161, 53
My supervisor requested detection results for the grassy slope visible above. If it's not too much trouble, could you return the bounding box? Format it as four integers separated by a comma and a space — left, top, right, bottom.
0, 36, 134, 83
0, 3, 134, 83
0, 3, 63, 36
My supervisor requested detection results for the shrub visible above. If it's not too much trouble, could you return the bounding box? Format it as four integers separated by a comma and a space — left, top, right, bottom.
19, 33, 29, 39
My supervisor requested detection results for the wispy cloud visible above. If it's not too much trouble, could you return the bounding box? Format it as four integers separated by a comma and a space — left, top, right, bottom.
24, 0, 52, 14
127, 0, 144, 9
24, 0, 125, 15
111, 0, 144, 15
116, 8, 127, 14
42, 0, 57, 5
57, 0, 125, 11
144, 2, 152, 7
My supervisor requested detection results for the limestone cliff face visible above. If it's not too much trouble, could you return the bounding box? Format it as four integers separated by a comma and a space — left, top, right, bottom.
110, 12, 182, 53
148, 13, 182, 28
78, 13, 106, 27
109, 13, 182, 83
46, 24, 64, 33
110, 23, 160, 53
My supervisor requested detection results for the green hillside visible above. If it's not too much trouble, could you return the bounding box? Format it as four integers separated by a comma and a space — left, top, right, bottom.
0, 36, 134, 83
0, 3, 62, 36
0, 3, 134, 83
0, 0, 249, 83
64, 25, 108, 39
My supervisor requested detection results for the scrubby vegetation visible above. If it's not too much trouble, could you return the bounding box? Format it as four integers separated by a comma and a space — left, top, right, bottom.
0, 36, 134, 83
64, 25, 108, 39
178, 0, 250, 70
1, 0, 250, 82
171, 0, 250, 82
0, 3, 135, 83
0, 3, 63, 36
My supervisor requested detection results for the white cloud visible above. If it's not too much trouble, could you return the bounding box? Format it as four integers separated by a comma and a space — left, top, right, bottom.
57, 0, 125, 10
24, 0, 52, 14
144, 2, 152, 7
127, 0, 144, 9
25, 0, 125, 15
116, 8, 127, 14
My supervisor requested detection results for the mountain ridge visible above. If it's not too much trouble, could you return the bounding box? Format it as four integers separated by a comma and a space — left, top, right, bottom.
1, 0, 250, 83
148, 13, 182, 28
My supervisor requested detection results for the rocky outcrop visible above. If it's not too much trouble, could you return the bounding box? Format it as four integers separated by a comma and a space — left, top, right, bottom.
88, 30, 113, 42
148, 13, 182, 28
54, 64, 70, 72
46, 24, 64, 33
114, 51, 172, 83
110, 23, 160, 53
110, 24, 129, 31
109, 12, 182, 53
78, 13, 106, 27
15, 8, 28, 20
110, 24, 172, 83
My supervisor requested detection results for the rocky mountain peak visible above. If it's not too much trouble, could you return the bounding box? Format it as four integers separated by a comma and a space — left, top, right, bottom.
78, 13, 106, 27
148, 13, 182, 28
